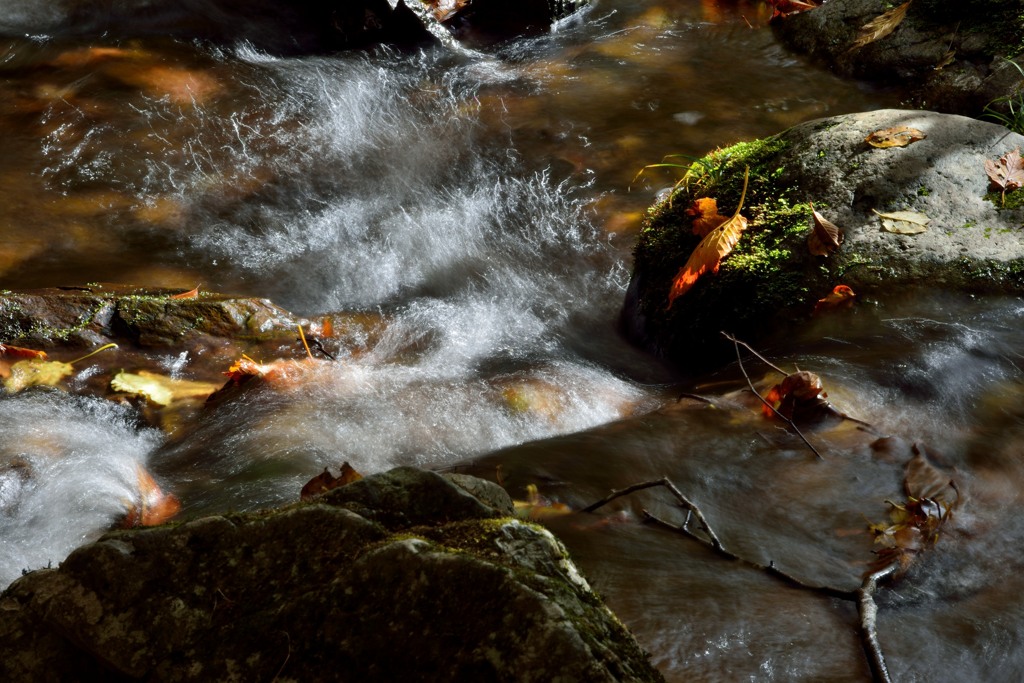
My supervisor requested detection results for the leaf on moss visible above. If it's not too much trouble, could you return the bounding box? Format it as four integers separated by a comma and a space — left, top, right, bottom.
850, 1, 912, 50
864, 126, 926, 148
686, 197, 730, 237
873, 208, 929, 234
169, 286, 200, 299
807, 202, 844, 255
667, 167, 750, 308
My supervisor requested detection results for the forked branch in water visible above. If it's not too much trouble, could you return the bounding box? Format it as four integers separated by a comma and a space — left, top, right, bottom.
584, 477, 897, 682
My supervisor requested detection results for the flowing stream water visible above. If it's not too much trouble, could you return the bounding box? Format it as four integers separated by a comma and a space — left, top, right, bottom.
2, 1, 1024, 680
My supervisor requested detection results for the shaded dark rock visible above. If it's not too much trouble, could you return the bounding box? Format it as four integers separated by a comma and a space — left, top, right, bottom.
772, 0, 1024, 117
0, 467, 662, 682
0, 0, 438, 55
435, 0, 588, 47
625, 109, 1024, 372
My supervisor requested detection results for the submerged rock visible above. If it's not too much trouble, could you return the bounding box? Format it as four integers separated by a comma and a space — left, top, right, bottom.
624, 108, 1024, 372
0, 466, 662, 682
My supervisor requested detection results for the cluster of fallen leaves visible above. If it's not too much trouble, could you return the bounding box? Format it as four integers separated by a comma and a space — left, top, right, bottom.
300, 462, 364, 501
1, 314, 342, 528
869, 447, 959, 573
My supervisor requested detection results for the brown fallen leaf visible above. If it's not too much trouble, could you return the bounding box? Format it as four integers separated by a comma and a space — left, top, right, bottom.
807, 202, 844, 256
667, 168, 749, 308
300, 462, 363, 500
850, 0, 912, 50
766, 0, 821, 20
985, 147, 1024, 205
864, 126, 926, 148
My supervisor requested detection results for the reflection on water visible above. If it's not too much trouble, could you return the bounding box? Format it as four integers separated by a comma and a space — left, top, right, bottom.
2, 0, 1019, 680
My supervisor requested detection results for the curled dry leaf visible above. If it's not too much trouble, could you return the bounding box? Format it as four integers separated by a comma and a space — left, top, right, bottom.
300, 462, 364, 500
873, 208, 930, 234
807, 202, 844, 256
686, 197, 729, 237
766, 0, 821, 20
864, 126, 926, 148
850, 0, 912, 50
761, 370, 825, 419
667, 167, 750, 308
813, 285, 856, 315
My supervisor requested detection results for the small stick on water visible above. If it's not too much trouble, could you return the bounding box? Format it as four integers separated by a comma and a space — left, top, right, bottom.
296, 325, 314, 361
722, 331, 824, 460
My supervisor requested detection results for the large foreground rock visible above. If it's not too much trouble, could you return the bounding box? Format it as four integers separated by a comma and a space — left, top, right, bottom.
0, 466, 662, 682
624, 109, 1024, 371
772, 0, 1024, 117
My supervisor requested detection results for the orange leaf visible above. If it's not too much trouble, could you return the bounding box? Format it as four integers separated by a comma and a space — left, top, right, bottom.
121, 464, 180, 528
686, 197, 729, 237
813, 285, 856, 315
807, 202, 844, 256
0, 343, 48, 360
667, 167, 749, 309
169, 286, 200, 299
300, 462, 364, 500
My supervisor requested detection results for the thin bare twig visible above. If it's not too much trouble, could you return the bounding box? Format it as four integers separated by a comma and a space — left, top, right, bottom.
722, 331, 825, 460
721, 331, 788, 375
585, 476, 910, 683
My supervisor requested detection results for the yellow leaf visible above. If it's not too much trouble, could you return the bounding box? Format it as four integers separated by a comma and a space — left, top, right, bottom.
872, 208, 930, 234
3, 359, 74, 392
110, 370, 221, 407
864, 126, 926, 148
850, 1, 912, 50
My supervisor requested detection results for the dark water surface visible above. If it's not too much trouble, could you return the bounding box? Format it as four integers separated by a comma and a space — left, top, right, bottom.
3, 1, 1023, 680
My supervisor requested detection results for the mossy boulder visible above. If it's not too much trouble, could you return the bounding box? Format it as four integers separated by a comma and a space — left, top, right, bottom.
624, 108, 1024, 372
772, 0, 1024, 117
0, 466, 662, 682
0, 284, 303, 349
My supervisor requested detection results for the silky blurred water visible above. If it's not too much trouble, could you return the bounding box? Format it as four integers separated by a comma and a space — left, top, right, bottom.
3, 1, 1023, 680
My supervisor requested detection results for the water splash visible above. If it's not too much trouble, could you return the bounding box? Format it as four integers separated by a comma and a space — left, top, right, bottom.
0, 391, 163, 587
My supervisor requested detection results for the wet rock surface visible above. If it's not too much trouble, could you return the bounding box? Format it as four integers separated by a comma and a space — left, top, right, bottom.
0, 466, 662, 682
625, 108, 1024, 371
772, 0, 1024, 117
